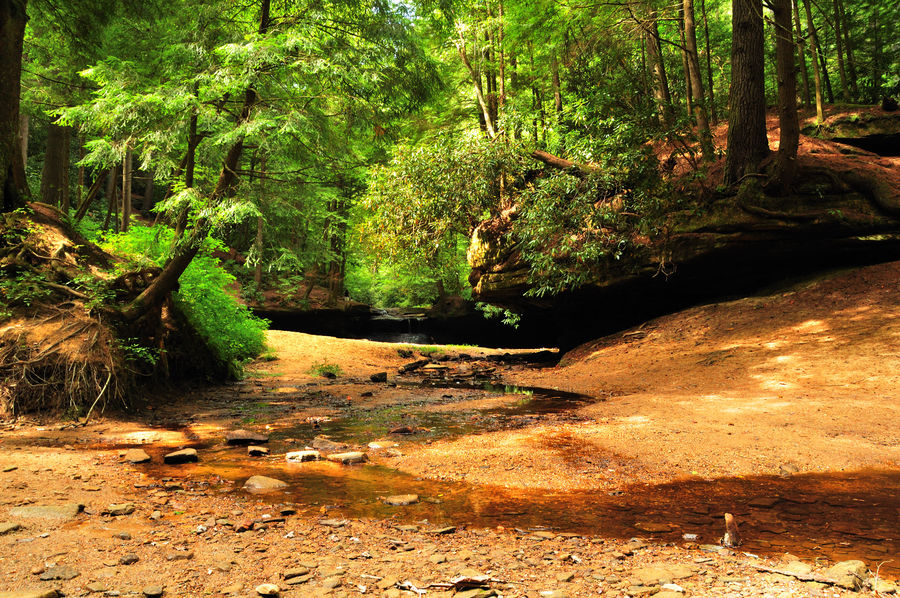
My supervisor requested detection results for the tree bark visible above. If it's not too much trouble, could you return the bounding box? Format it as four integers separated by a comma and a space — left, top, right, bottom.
0, 0, 27, 212
836, 0, 858, 100
831, 0, 849, 102
121, 145, 132, 232
700, 0, 717, 124
122, 0, 271, 322
683, 0, 713, 159
802, 0, 825, 121
724, 0, 769, 186
792, 0, 812, 108
644, 10, 675, 127
551, 51, 562, 116
677, 5, 693, 117
773, 0, 799, 191
457, 38, 497, 139
40, 123, 70, 209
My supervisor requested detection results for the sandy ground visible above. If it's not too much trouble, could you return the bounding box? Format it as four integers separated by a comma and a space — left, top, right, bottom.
1, 262, 899, 597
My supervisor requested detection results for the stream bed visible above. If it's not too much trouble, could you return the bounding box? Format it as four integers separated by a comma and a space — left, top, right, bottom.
117, 381, 900, 575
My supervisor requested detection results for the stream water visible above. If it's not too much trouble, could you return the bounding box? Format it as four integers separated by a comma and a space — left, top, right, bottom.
119, 382, 899, 575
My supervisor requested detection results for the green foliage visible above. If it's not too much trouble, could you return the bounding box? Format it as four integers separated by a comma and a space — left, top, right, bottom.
0, 271, 51, 309
95, 224, 268, 369
309, 361, 342, 377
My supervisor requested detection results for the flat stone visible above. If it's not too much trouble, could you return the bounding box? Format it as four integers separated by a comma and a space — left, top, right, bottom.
142, 586, 164, 597
86, 582, 107, 593
326, 451, 367, 465
123, 449, 151, 463
312, 436, 346, 452
284, 567, 310, 580
427, 526, 456, 534
225, 429, 269, 445
247, 445, 269, 456
0, 592, 59, 598
9, 504, 82, 520
538, 591, 569, 598
162, 448, 198, 464
254, 583, 280, 596
284, 574, 313, 585
655, 592, 685, 598
456, 590, 498, 598
369, 372, 388, 382
0, 522, 22, 534
824, 560, 868, 590
107, 503, 135, 516
872, 579, 898, 593
384, 494, 419, 506
221, 584, 242, 594
634, 522, 673, 533
243, 475, 288, 492
39, 565, 79, 580
782, 561, 813, 576
367, 442, 396, 450
322, 577, 342, 589
632, 565, 695, 586
166, 550, 194, 561
319, 518, 348, 528
285, 450, 320, 462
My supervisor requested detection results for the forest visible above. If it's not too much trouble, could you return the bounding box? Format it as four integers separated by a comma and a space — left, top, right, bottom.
1, 1, 900, 595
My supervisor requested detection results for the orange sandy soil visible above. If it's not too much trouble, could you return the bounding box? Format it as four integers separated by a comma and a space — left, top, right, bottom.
2, 263, 899, 597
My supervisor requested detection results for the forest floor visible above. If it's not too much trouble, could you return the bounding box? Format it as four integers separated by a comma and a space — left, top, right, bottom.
2, 260, 899, 597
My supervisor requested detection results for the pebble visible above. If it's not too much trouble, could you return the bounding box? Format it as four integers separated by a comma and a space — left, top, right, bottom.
142, 585, 164, 597
119, 553, 139, 565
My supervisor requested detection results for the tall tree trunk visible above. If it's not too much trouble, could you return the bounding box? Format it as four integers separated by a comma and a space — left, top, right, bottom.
700, 0, 717, 124
792, 0, 812, 108
724, 0, 770, 186
677, 5, 693, 116
497, 1, 506, 110
121, 145, 132, 232
870, 8, 880, 102
172, 98, 200, 243
802, 0, 825, 121
123, 0, 271, 322
76, 135, 85, 215
103, 165, 117, 230
831, 0, 849, 102
550, 51, 562, 116
40, 123, 70, 209
143, 170, 154, 213
0, 0, 27, 212
16, 111, 26, 170
457, 39, 497, 139
644, 10, 675, 127
836, 0, 858, 99
684, 0, 713, 159
773, 0, 799, 191
254, 156, 265, 286
811, 18, 834, 104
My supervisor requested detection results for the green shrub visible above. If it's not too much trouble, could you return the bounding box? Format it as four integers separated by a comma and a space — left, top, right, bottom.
94, 224, 268, 372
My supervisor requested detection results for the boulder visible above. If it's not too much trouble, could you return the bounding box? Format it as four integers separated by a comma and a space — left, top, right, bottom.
311, 436, 346, 452
824, 560, 868, 590
247, 445, 269, 456
162, 448, 198, 464
369, 372, 388, 382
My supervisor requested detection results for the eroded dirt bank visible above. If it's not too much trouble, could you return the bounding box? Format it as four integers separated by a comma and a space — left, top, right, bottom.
1, 261, 899, 597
